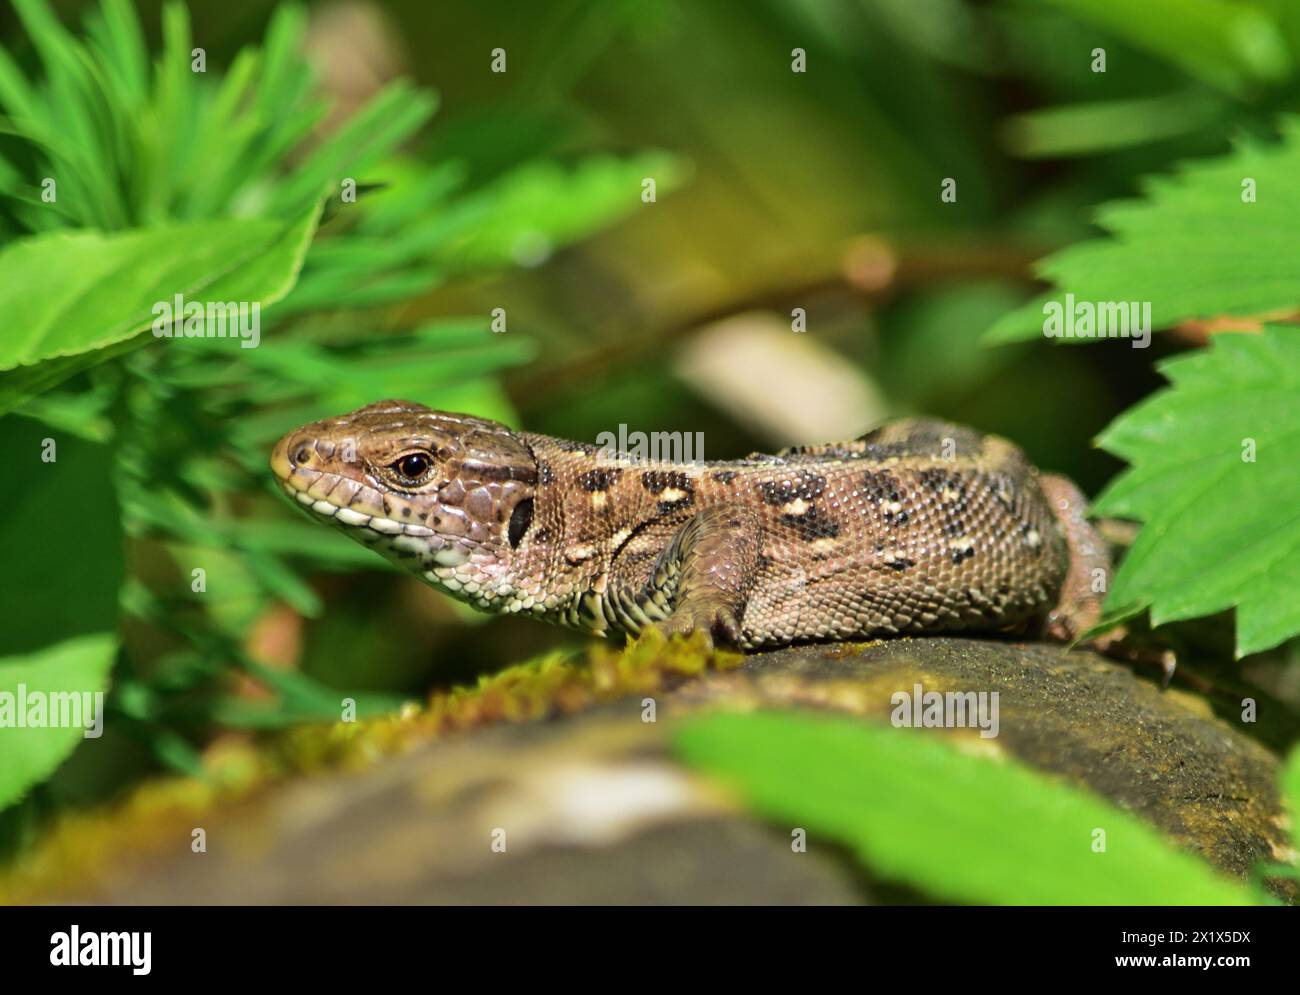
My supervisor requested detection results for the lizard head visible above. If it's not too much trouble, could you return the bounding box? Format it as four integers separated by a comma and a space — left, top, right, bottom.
270, 400, 538, 605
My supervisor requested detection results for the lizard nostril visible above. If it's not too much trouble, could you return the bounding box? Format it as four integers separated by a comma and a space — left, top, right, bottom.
292, 444, 314, 467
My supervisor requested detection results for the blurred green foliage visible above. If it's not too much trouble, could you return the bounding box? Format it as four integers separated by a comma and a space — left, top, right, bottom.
0, 0, 434, 231
0, 0, 681, 829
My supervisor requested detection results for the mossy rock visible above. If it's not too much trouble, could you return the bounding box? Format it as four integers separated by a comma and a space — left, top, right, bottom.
4, 638, 1293, 904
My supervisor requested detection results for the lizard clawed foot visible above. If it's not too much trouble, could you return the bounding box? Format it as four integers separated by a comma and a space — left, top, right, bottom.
1086, 627, 1178, 688
646, 604, 744, 650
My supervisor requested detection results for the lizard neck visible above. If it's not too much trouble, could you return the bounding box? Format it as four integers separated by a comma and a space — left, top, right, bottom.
513, 432, 709, 632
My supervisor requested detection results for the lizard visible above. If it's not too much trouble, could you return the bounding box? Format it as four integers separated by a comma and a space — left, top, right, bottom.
270, 400, 1115, 652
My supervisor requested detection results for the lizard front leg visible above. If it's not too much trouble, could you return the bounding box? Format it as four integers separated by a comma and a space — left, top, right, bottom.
1039, 473, 1176, 683
1039, 473, 1112, 643
642, 504, 765, 648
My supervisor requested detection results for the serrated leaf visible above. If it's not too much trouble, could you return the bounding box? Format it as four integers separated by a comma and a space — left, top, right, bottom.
0, 201, 320, 412
986, 119, 1300, 344
675, 711, 1260, 905
1094, 327, 1300, 657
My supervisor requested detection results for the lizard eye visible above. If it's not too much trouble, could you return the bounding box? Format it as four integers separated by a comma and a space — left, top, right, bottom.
390, 452, 432, 482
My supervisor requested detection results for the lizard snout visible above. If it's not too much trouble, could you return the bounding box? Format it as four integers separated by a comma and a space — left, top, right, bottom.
271, 426, 349, 484
270, 429, 314, 480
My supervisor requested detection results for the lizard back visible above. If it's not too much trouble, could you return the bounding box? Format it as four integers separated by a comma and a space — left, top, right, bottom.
517, 419, 1069, 647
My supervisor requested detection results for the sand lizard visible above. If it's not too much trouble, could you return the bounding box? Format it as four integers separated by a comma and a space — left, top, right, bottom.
271, 401, 1112, 651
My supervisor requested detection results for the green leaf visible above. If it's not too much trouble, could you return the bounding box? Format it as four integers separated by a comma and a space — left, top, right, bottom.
1002, 92, 1223, 159
275, 81, 438, 216
0, 634, 118, 811
0, 415, 122, 812
1094, 327, 1300, 657
84, 0, 149, 109
432, 153, 689, 270
0, 201, 321, 412
675, 711, 1261, 905
986, 119, 1300, 344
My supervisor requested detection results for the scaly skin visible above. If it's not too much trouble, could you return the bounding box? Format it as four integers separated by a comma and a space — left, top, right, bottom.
270, 400, 1112, 650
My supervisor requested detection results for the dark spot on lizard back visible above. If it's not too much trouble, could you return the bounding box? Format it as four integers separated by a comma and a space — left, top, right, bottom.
918, 468, 971, 516
861, 469, 910, 525
537, 461, 555, 487
787, 507, 841, 539
875, 541, 914, 571
641, 470, 692, 495
638, 470, 694, 516
780, 442, 864, 460
657, 498, 693, 515
710, 469, 739, 484
860, 470, 902, 504
917, 468, 953, 493
580, 467, 622, 492
758, 470, 827, 506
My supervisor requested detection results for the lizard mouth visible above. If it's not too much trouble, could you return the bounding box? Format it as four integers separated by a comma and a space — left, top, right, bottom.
282, 482, 433, 536
277, 479, 473, 568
